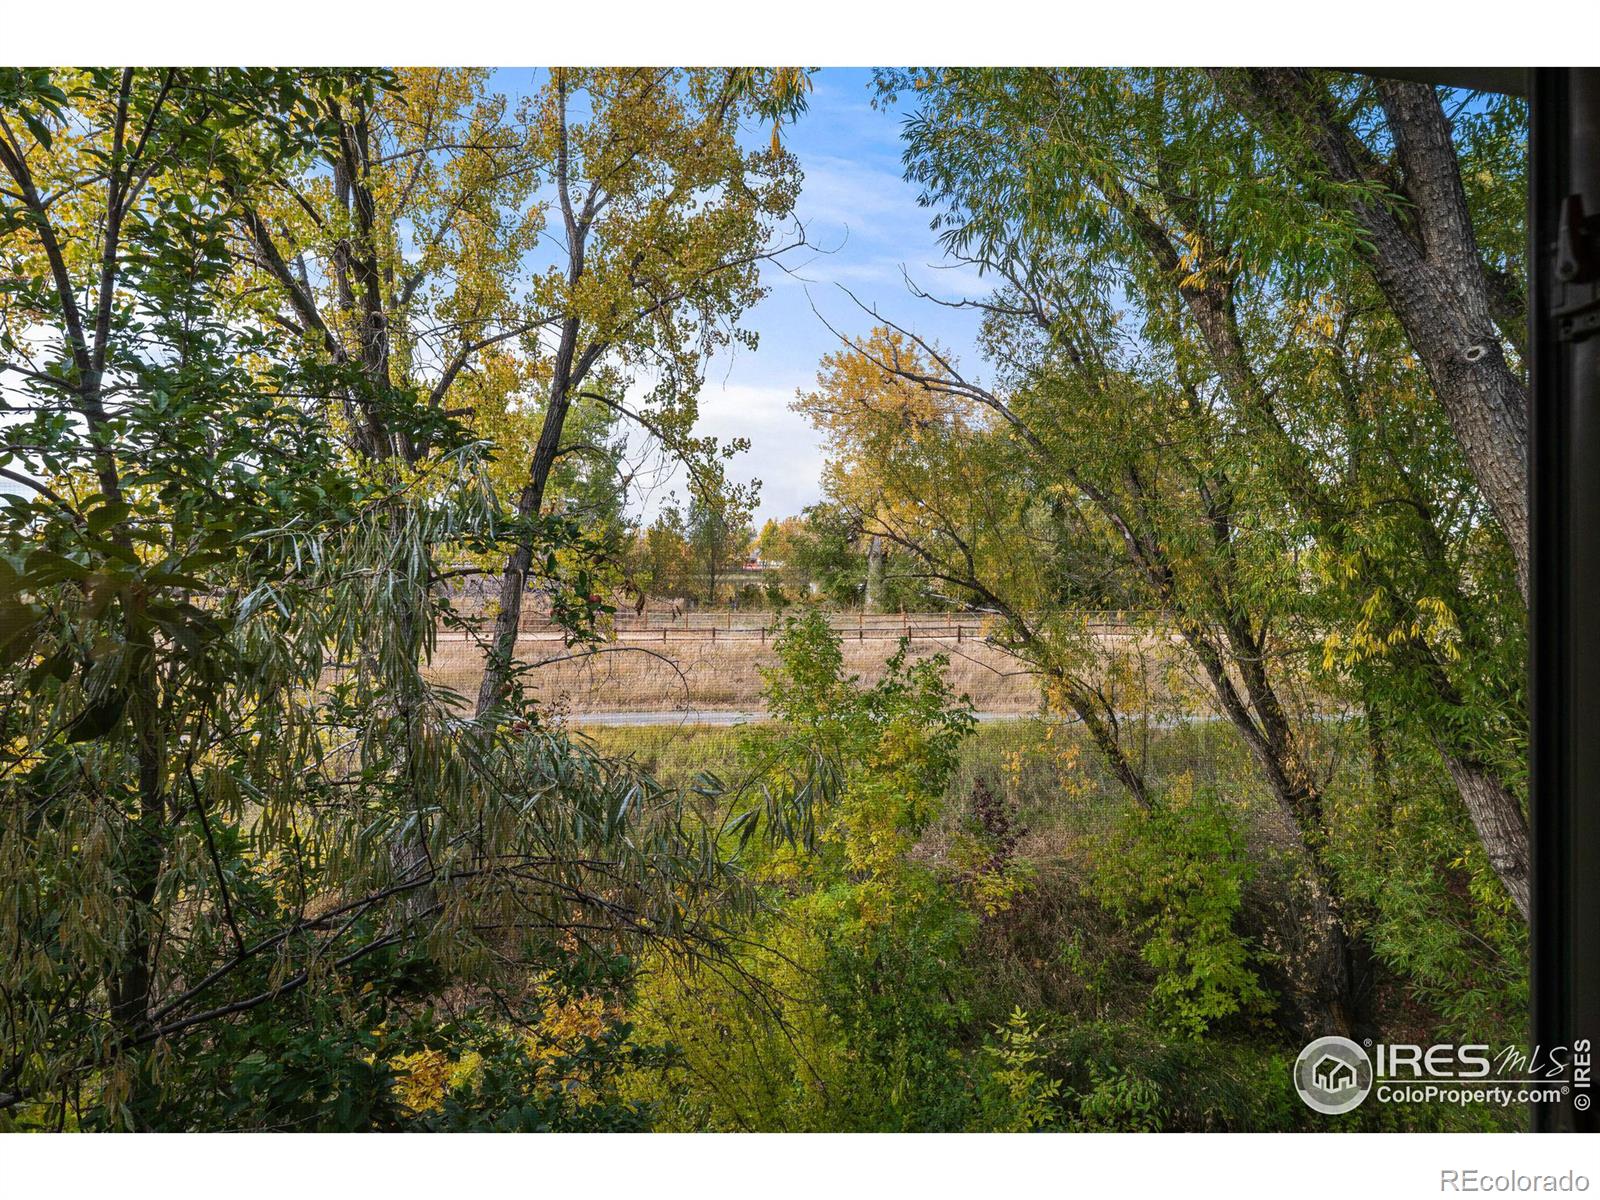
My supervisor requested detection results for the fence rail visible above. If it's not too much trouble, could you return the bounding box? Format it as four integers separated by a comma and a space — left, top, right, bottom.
494, 609, 1159, 641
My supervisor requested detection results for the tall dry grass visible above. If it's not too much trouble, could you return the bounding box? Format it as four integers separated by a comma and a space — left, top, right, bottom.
427, 629, 1048, 713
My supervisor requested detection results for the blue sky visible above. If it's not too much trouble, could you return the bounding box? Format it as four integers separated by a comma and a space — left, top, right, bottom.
482, 67, 990, 525
601, 67, 990, 525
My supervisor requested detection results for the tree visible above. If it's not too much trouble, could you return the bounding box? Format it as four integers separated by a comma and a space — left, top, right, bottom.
0, 68, 812, 1130
211, 66, 804, 707
756, 516, 793, 566
473, 68, 806, 713
1212, 70, 1531, 598
779, 504, 864, 605
0, 67, 360, 1097
222, 68, 549, 467
633, 501, 694, 599
798, 320, 1371, 1033
877, 68, 1529, 926
219, 68, 644, 650
688, 491, 754, 604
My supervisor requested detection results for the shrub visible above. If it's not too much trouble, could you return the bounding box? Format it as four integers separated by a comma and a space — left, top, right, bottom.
1084, 775, 1270, 1036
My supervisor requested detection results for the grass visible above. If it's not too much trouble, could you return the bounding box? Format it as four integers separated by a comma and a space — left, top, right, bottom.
578, 715, 1273, 847
428, 630, 1047, 713
427, 614, 1198, 717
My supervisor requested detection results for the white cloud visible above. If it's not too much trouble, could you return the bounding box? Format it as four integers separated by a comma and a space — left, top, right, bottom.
637, 383, 826, 525
792, 155, 918, 242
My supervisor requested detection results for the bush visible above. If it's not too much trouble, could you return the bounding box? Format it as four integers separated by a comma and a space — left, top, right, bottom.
621, 612, 983, 1130
1085, 776, 1270, 1036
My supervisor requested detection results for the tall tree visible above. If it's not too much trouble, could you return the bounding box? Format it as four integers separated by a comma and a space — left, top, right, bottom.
798, 324, 1366, 1032
634, 501, 693, 598
217, 66, 802, 702
473, 68, 805, 714
223, 68, 549, 466
0, 68, 811, 1128
0, 68, 347, 1075
1211, 70, 1531, 599
688, 491, 754, 604
877, 67, 1529, 923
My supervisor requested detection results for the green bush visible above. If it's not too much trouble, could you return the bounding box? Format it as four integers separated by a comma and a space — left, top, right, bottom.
1085, 777, 1270, 1036
622, 612, 982, 1130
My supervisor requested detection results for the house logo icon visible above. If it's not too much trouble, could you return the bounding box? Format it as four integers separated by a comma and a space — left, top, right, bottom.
1313, 1054, 1356, 1093
1294, 1036, 1373, 1115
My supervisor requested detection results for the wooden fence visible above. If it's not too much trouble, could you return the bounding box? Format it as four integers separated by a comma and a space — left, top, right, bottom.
504, 609, 1156, 642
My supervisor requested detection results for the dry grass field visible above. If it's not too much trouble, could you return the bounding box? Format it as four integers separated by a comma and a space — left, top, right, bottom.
424, 610, 1201, 719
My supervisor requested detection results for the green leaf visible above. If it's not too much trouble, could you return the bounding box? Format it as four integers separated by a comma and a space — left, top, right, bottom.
20, 110, 52, 150
86, 500, 131, 536
63, 689, 128, 742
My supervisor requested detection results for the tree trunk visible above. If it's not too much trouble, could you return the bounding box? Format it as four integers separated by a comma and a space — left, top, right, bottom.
474, 316, 584, 716
1218, 69, 1530, 597
106, 653, 168, 1125
1441, 750, 1532, 919
863, 535, 886, 613
473, 78, 599, 719
475, 479, 549, 717
1268, 837, 1364, 1039
1176, 618, 1362, 1035
110, 731, 163, 1042
1046, 666, 1152, 811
